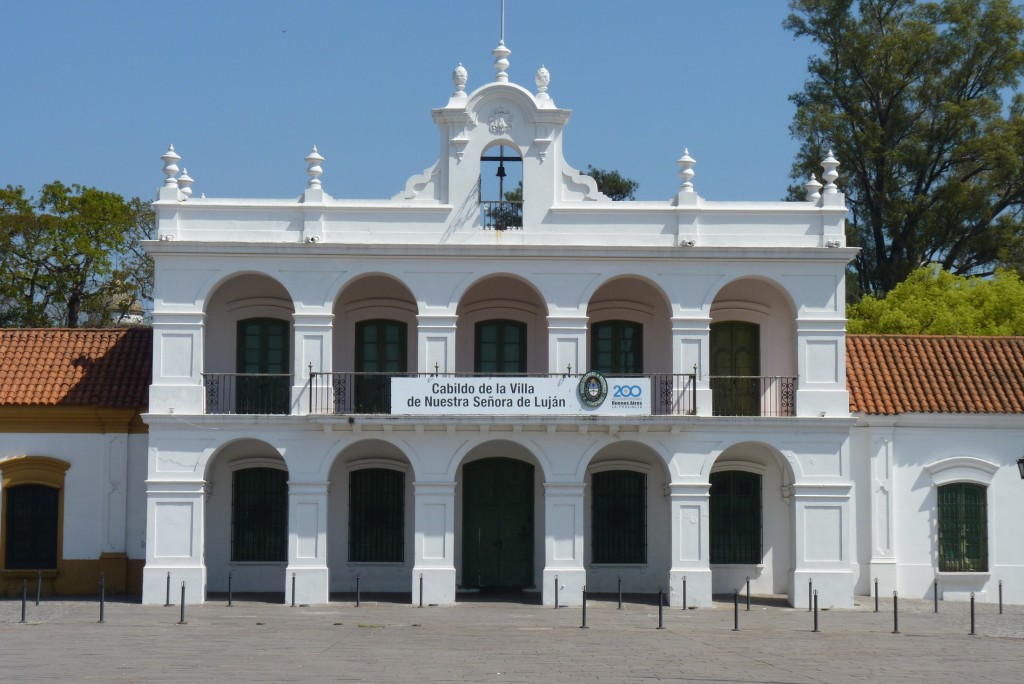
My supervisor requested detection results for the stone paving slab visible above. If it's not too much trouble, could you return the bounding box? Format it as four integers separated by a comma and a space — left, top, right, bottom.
1, 595, 1021, 683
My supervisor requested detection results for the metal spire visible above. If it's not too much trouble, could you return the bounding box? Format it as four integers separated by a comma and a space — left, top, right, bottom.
500, 0, 505, 44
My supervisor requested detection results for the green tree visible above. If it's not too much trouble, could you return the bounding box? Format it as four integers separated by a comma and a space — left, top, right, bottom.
785, 0, 1024, 299
586, 165, 638, 201
848, 266, 1024, 334
0, 182, 154, 328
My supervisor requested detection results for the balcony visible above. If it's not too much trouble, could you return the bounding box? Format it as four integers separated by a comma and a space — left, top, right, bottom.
480, 200, 523, 230
202, 373, 292, 415
709, 376, 795, 417
309, 372, 697, 416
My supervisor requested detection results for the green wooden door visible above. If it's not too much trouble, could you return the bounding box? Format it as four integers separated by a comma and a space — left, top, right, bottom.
710, 321, 760, 416
236, 318, 290, 414
462, 458, 534, 589
355, 319, 407, 413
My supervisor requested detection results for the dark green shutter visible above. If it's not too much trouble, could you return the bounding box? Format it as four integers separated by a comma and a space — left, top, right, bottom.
231, 468, 288, 562
236, 318, 290, 414
590, 321, 643, 374
710, 471, 762, 564
354, 319, 407, 413
938, 483, 988, 572
349, 468, 405, 562
591, 470, 646, 564
475, 320, 527, 373
4, 485, 59, 569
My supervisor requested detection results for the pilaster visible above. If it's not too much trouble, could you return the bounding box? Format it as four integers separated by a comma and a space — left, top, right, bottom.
412, 481, 457, 605
542, 482, 586, 606
667, 482, 712, 607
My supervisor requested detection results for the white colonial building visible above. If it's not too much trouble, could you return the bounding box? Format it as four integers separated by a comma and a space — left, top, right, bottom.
131, 42, 1024, 609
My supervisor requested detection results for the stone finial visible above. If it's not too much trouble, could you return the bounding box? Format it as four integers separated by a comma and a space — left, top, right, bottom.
177, 168, 194, 199
677, 148, 696, 192
535, 65, 550, 94
804, 173, 822, 202
305, 146, 325, 189
161, 145, 181, 188
453, 63, 468, 94
492, 40, 511, 82
821, 150, 840, 194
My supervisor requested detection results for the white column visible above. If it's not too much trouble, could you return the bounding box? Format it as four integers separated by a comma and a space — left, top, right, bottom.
670, 316, 710, 415
285, 481, 330, 605
412, 481, 457, 605
292, 312, 334, 415
543, 482, 586, 606
547, 314, 588, 375
149, 311, 206, 414
667, 483, 712, 607
141, 479, 207, 604
416, 314, 457, 374
790, 483, 855, 608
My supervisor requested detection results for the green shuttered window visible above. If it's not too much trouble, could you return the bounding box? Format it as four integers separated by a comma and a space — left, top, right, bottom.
4, 484, 59, 569
349, 468, 405, 562
938, 483, 988, 572
232, 468, 288, 562
591, 470, 646, 564
710, 471, 762, 564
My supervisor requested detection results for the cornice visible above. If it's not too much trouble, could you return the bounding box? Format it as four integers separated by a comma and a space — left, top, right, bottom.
0, 406, 147, 434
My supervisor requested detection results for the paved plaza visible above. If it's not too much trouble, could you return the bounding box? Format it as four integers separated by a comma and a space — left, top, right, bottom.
1, 593, 1021, 683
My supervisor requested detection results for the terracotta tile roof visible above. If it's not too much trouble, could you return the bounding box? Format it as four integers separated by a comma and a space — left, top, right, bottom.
0, 328, 151, 409
847, 334, 1024, 415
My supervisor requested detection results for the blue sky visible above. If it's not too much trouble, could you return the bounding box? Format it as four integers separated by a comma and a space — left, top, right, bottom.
2, 1, 817, 204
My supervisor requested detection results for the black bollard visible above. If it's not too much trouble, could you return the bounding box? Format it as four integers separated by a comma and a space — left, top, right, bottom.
732, 590, 740, 631
682, 575, 687, 611
419, 573, 424, 608
934, 578, 939, 613
892, 591, 899, 634
21, 580, 27, 623
580, 585, 588, 629
36, 571, 42, 606
874, 577, 879, 613
227, 571, 233, 607
999, 580, 1003, 615
813, 590, 819, 632
356, 574, 361, 607
178, 581, 186, 625
617, 576, 623, 610
808, 578, 813, 612
98, 573, 106, 624
554, 574, 559, 609
970, 592, 976, 635
657, 589, 665, 629
746, 577, 751, 611
165, 571, 171, 607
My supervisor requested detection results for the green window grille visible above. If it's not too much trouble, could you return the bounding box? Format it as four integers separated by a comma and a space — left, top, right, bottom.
475, 320, 527, 374
591, 470, 646, 564
709, 471, 762, 564
590, 321, 643, 374
355, 319, 408, 413
4, 484, 59, 569
236, 318, 290, 414
938, 483, 988, 572
232, 467, 288, 562
349, 468, 405, 562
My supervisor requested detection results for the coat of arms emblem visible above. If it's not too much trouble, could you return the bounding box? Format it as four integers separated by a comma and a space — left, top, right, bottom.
488, 107, 513, 135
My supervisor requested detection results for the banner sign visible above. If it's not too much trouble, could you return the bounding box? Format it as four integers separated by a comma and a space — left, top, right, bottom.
391, 372, 650, 416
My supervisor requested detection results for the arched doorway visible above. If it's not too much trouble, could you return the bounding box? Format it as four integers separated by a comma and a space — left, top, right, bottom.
461, 457, 534, 589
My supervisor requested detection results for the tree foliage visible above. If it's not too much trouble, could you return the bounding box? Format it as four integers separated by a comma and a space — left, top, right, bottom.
585, 165, 639, 201
848, 266, 1024, 334
785, 0, 1024, 298
0, 182, 154, 328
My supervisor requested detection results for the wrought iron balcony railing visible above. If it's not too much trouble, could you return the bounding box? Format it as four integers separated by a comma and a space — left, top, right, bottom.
708, 375, 795, 417
480, 200, 523, 230
202, 373, 292, 415
309, 372, 697, 416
